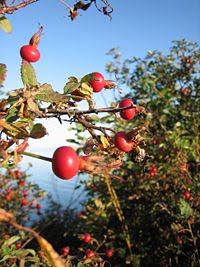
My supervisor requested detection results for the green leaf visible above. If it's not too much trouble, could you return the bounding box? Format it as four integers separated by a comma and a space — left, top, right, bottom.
63, 81, 80, 94
77, 263, 85, 267
80, 73, 95, 83
0, 63, 7, 86
179, 199, 194, 218
0, 16, 12, 33
117, 247, 126, 258
35, 83, 69, 103
20, 60, 38, 87
25, 249, 36, 256
2, 236, 20, 247
5, 106, 19, 122
0, 255, 12, 263
68, 76, 78, 82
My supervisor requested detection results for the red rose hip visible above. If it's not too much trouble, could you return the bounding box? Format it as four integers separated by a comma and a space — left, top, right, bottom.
83, 233, 92, 243
52, 146, 79, 180
114, 131, 135, 152
20, 45, 40, 63
85, 250, 95, 259
119, 98, 136, 120
89, 72, 105, 92
106, 249, 113, 258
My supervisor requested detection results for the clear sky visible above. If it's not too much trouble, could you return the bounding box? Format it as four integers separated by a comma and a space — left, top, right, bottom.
1, 0, 200, 204
1, 0, 200, 91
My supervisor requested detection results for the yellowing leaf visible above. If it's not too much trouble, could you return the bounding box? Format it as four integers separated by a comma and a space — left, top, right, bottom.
79, 82, 93, 95
0, 16, 12, 33
100, 134, 110, 148
36, 235, 65, 267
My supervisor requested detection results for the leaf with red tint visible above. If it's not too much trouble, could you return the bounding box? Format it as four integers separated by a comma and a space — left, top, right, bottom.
0, 64, 7, 87
30, 123, 47, 139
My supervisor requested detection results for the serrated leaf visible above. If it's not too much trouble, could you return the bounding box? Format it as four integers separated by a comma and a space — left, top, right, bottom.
64, 81, 80, 94
80, 73, 95, 83
35, 83, 69, 103
21, 60, 38, 87
100, 134, 110, 148
179, 199, 194, 218
0, 64, 7, 86
0, 16, 12, 33
30, 123, 47, 139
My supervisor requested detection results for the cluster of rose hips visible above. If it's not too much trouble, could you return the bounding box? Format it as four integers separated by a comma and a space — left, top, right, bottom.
61, 232, 113, 262
148, 165, 157, 177
51, 95, 136, 180
19, 29, 138, 181
3, 170, 42, 212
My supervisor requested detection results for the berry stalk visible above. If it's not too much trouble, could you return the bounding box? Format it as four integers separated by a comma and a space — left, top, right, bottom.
19, 151, 52, 162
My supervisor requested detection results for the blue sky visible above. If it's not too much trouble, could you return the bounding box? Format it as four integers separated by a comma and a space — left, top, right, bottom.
1, 0, 200, 204
1, 0, 200, 92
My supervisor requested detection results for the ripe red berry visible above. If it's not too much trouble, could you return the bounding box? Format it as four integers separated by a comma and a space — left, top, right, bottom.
79, 210, 87, 219
149, 171, 155, 178
177, 238, 183, 245
6, 189, 12, 194
23, 191, 28, 197
16, 242, 22, 249
22, 197, 28, 206
62, 246, 70, 257
36, 203, 42, 210
152, 139, 157, 145
20, 45, 40, 63
150, 165, 157, 173
88, 72, 105, 92
85, 250, 95, 259
114, 131, 135, 152
184, 191, 191, 200
83, 233, 92, 243
52, 146, 79, 180
18, 180, 27, 187
106, 249, 113, 258
183, 88, 188, 96
119, 98, 136, 120
5, 194, 11, 201
14, 170, 23, 178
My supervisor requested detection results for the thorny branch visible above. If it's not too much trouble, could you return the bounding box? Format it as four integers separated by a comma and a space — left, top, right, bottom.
41, 104, 145, 117
0, 0, 39, 14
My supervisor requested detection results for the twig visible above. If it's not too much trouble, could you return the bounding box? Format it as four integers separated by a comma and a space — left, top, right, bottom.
0, 0, 39, 14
